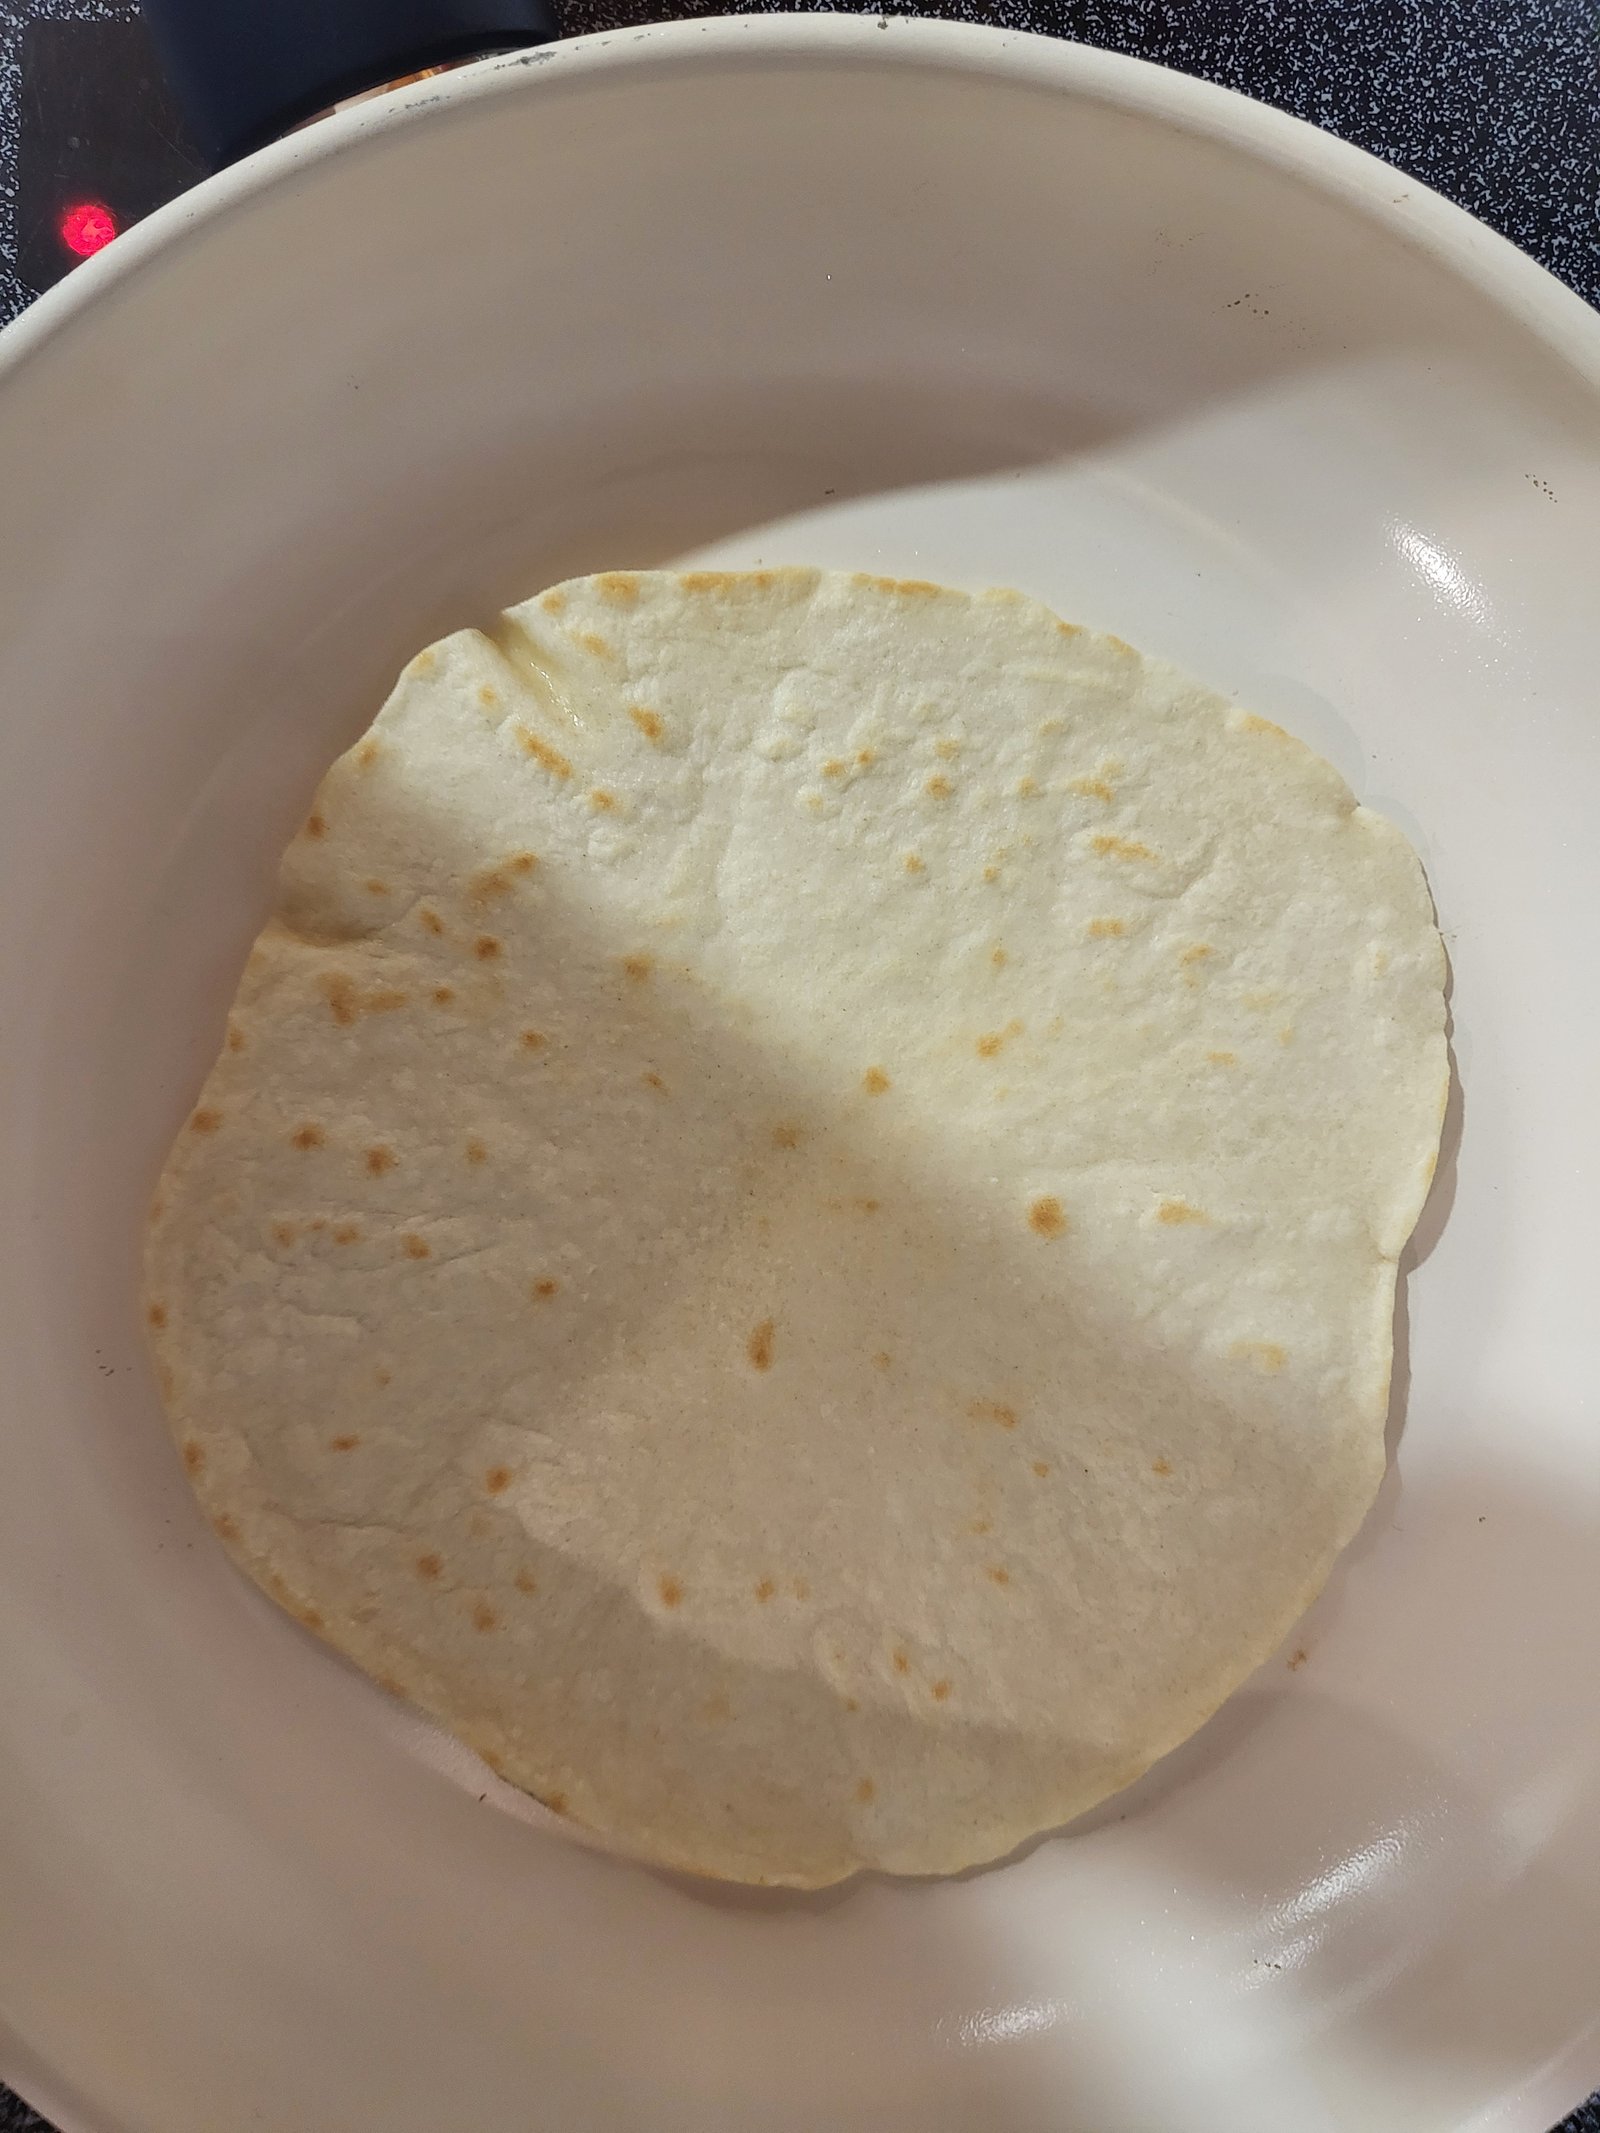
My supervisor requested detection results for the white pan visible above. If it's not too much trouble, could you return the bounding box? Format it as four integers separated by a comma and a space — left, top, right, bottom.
1, 18, 1597, 2131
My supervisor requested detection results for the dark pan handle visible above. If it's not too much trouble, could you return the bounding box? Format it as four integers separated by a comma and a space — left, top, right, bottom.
139, 0, 558, 167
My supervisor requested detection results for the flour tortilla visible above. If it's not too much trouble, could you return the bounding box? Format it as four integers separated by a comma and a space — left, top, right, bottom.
145, 569, 1447, 1885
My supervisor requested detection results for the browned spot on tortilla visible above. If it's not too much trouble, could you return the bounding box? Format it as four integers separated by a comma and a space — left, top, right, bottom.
299, 1608, 325, 1632
968, 1399, 1018, 1430
1288, 1647, 1309, 1671
322, 974, 358, 1027
1232, 1340, 1288, 1374
792, 1577, 810, 1601
147, 1302, 168, 1330
465, 1137, 488, 1165
225, 1022, 246, 1053
189, 1106, 222, 1135
540, 588, 567, 615
1157, 1199, 1208, 1225
271, 1220, 297, 1248
1028, 1195, 1066, 1238
934, 737, 961, 760
514, 1569, 539, 1596
1068, 775, 1115, 803
986, 1564, 1011, 1587
1016, 775, 1040, 798
991, 945, 1008, 967
1087, 917, 1126, 940
330, 1433, 361, 1453
1237, 711, 1288, 739
532, 1278, 558, 1299
855, 1776, 877, 1804
367, 989, 408, 1014
332, 1223, 362, 1245
520, 1028, 546, 1051
1207, 1050, 1238, 1067
433, 986, 455, 1006
891, 1648, 911, 1675
871, 1351, 892, 1372
365, 1144, 396, 1176
419, 906, 445, 936
748, 1318, 775, 1371
291, 1122, 325, 1151
476, 683, 500, 711
1057, 619, 1082, 638
629, 705, 663, 743
754, 1578, 776, 1603
375, 1367, 392, 1387
182, 1440, 205, 1475
515, 726, 574, 779
1032, 1460, 1051, 1479
925, 773, 954, 799
855, 1197, 880, 1214
854, 574, 946, 599
862, 1067, 891, 1094
1181, 944, 1214, 966
976, 1020, 1023, 1059
415, 1552, 443, 1580
856, 748, 877, 767
213, 1512, 238, 1542
304, 812, 327, 840
590, 788, 617, 811
1092, 833, 1156, 862
507, 852, 538, 878
1278, 1024, 1296, 1047
903, 853, 925, 875
982, 863, 1001, 883
472, 1601, 500, 1633
771, 1122, 803, 1149
843, 1696, 859, 1713
474, 935, 502, 961
575, 630, 613, 660
364, 878, 390, 897
642, 1071, 666, 1092
1152, 1456, 1173, 1477
931, 1679, 952, 1702
485, 1466, 512, 1495
596, 571, 640, 605
822, 759, 847, 780
658, 1574, 684, 1609
402, 1233, 430, 1260
469, 867, 512, 904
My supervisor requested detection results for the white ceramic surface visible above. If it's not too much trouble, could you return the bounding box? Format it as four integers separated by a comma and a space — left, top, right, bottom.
0, 18, 1597, 2131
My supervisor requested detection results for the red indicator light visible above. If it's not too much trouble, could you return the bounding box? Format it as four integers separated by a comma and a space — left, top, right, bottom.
59, 201, 118, 258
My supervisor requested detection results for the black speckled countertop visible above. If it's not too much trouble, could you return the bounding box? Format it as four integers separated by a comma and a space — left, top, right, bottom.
0, 0, 1595, 2127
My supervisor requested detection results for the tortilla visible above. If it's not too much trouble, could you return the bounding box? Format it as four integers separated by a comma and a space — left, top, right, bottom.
145, 568, 1448, 1885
